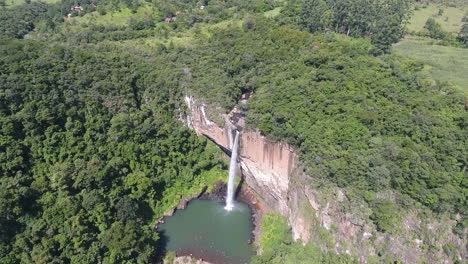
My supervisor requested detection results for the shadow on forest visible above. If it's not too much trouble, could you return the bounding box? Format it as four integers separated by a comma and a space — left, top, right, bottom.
154, 229, 170, 263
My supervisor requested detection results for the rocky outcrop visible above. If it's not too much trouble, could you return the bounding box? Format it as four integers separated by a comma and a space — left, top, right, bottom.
182, 95, 466, 264
160, 186, 208, 218
184, 95, 297, 233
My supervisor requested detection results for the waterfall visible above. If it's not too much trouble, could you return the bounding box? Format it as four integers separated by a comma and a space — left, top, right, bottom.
225, 131, 240, 211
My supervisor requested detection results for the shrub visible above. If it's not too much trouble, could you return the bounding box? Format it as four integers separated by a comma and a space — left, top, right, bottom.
424, 18, 447, 39
458, 23, 468, 46
437, 8, 444, 16
164, 251, 176, 263
370, 200, 401, 233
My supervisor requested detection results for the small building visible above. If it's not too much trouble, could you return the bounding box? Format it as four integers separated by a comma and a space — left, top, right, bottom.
200, 5, 205, 10
71, 6, 83, 11
164, 17, 172, 23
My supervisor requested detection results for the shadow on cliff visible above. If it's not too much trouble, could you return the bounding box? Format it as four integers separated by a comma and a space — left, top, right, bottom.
203, 134, 232, 156
235, 177, 245, 201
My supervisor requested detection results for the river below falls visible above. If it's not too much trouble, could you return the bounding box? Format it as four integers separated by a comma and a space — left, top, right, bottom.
158, 199, 254, 264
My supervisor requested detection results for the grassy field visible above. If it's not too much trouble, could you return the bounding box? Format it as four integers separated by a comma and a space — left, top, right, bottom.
5, 0, 59, 7
407, 3, 467, 33
264, 7, 282, 18
393, 37, 468, 93
62, 4, 157, 31
120, 19, 243, 50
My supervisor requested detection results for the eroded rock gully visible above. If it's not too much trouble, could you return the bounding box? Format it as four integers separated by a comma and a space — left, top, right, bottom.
182, 95, 466, 264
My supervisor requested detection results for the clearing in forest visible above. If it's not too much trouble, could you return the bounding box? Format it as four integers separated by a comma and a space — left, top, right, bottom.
393, 37, 468, 93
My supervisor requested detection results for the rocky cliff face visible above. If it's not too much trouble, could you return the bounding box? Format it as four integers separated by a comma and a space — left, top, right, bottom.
182, 96, 466, 264
184, 96, 297, 234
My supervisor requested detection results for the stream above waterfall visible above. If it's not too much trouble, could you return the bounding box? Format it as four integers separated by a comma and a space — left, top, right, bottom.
157, 199, 254, 264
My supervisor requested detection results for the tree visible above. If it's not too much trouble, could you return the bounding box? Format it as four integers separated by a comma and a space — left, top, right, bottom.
115, 196, 139, 221
298, 0, 331, 33
243, 15, 257, 31
100, 221, 138, 263
424, 18, 446, 39
371, 14, 406, 54
370, 200, 401, 232
283, 0, 412, 53
458, 23, 468, 46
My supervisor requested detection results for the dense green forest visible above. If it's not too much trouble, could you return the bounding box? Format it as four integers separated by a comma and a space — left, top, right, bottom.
0, 0, 467, 263
174, 20, 466, 216
0, 38, 228, 263
278, 0, 413, 53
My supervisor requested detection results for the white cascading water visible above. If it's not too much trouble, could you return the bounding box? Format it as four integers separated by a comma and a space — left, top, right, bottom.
225, 131, 240, 211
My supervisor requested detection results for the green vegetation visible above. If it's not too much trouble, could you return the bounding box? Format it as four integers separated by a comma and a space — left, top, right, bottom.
369, 200, 401, 232
393, 37, 468, 92
174, 19, 466, 216
401, 1, 468, 49
0, 37, 228, 263
252, 213, 358, 263
164, 251, 176, 263
278, 0, 412, 53
0, 2, 50, 38
424, 17, 448, 39
242, 31, 466, 214
257, 213, 290, 252
393, 1, 468, 97
63, 5, 157, 30
0, 0, 466, 263
264, 7, 283, 18
458, 19, 468, 46
408, 3, 467, 34
2, 0, 59, 7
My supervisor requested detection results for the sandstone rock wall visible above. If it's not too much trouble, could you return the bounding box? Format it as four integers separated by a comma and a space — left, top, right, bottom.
184, 96, 297, 232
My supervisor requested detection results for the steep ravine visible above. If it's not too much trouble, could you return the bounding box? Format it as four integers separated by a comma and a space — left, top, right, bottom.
182, 95, 466, 264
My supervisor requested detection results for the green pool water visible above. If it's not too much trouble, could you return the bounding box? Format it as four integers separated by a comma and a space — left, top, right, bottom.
158, 199, 254, 264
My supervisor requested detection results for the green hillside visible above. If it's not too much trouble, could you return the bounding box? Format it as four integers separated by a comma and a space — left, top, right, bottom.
0, 0, 466, 263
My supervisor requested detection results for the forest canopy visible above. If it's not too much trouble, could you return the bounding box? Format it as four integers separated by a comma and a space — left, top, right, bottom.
175, 21, 466, 215
278, 0, 413, 53
0, 0, 467, 263
0, 37, 227, 263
